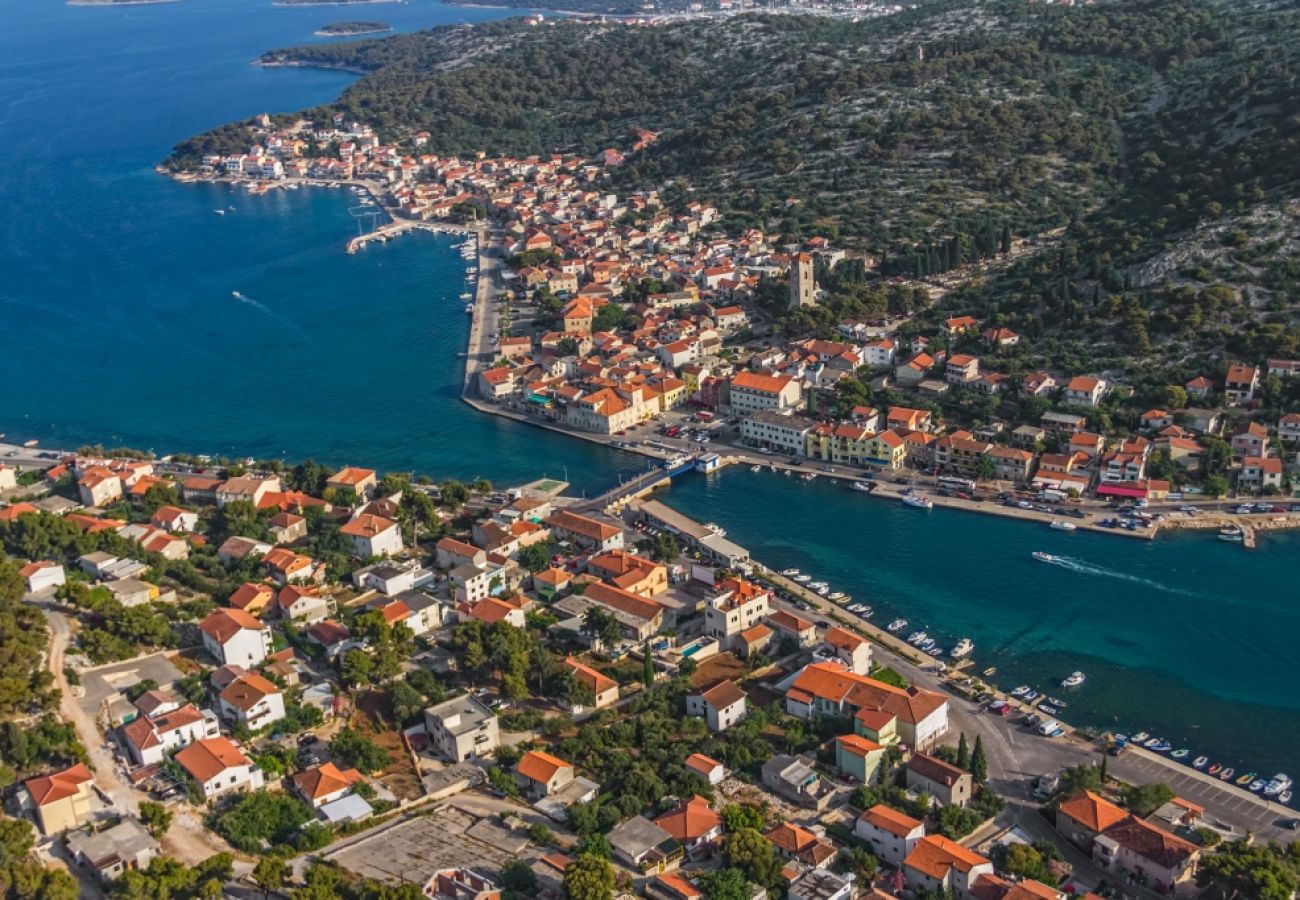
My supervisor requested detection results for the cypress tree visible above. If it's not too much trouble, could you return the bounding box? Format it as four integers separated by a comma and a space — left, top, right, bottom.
1000, 223, 1012, 255
643, 642, 654, 687
956, 733, 970, 770
971, 735, 988, 784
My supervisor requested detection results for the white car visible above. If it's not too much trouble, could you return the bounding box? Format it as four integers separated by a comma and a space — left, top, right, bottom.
1179, 505, 1197, 514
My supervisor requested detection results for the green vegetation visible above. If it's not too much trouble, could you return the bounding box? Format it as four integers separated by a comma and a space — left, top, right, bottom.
1196, 840, 1300, 900
0, 559, 56, 716
329, 727, 393, 774
562, 853, 615, 900
0, 817, 78, 900
1123, 781, 1175, 817
210, 790, 321, 854
113, 853, 234, 900
317, 21, 391, 36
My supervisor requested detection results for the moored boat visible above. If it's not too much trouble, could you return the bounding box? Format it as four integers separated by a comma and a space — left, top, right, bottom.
887, 619, 908, 632
1218, 767, 1234, 781
1050, 520, 1077, 531
1046, 697, 1067, 708
1131, 731, 1150, 744
828, 591, 848, 602
780, 568, 801, 577
1011, 685, 1031, 697
751, 464, 762, 473
1281, 789, 1293, 804
950, 638, 974, 658
1250, 779, 1267, 793
1171, 748, 1189, 760
1193, 756, 1209, 769
1236, 772, 1256, 786
851, 480, 874, 492
902, 494, 933, 510
1061, 671, 1086, 688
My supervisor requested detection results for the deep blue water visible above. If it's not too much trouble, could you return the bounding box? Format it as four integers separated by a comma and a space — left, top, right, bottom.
2, 0, 1297, 781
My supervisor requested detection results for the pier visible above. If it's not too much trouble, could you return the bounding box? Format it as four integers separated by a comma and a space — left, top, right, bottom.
346, 220, 470, 253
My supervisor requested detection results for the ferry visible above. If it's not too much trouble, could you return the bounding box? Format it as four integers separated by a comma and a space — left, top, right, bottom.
902, 495, 933, 510
1049, 520, 1077, 531
887, 618, 908, 632
1061, 671, 1086, 688
950, 638, 974, 659
1032, 551, 1058, 563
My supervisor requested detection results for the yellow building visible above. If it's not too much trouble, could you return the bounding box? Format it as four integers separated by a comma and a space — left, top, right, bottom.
864, 431, 907, 470
586, 549, 668, 597
24, 763, 95, 835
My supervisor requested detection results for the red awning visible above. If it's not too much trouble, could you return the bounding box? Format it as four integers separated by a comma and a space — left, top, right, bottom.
1096, 483, 1147, 499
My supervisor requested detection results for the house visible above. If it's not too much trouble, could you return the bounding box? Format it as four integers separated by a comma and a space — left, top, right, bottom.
292, 761, 364, 809
888, 407, 933, 432
262, 547, 320, 585
515, 749, 575, 800
855, 804, 925, 869
1040, 411, 1087, 436
326, 466, 378, 500
277, 585, 331, 624
982, 327, 1020, 348
22, 763, 95, 835
609, 815, 682, 874
563, 657, 620, 708
533, 567, 571, 600
424, 868, 501, 900
65, 817, 158, 882
586, 549, 667, 596
703, 579, 774, 651
150, 505, 198, 533
788, 868, 855, 900
1279, 412, 1300, 444
1064, 377, 1107, 407
121, 703, 219, 766
217, 673, 286, 730
742, 411, 816, 457
1239, 456, 1284, 492
1231, 421, 1269, 460
571, 581, 665, 641
306, 619, 353, 659
269, 511, 308, 544
424, 695, 500, 762
822, 627, 872, 674
545, 510, 624, 552
761, 754, 834, 810
1092, 816, 1200, 894
945, 354, 981, 385
20, 560, 65, 594
906, 752, 972, 807
785, 662, 949, 749
1184, 375, 1214, 399
767, 609, 817, 648
729, 371, 802, 415
653, 795, 722, 858
686, 680, 748, 732
765, 821, 836, 868
986, 446, 1034, 483
903, 835, 993, 899
217, 535, 272, 564
834, 733, 886, 785
199, 607, 272, 668
1182, 408, 1223, 435
78, 468, 123, 508
227, 581, 274, 615
942, 316, 979, 338
463, 594, 528, 628
1140, 410, 1174, 431
968, 876, 1062, 900
645, 873, 701, 900
215, 475, 280, 508
340, 514, 403, 558
1055, 790, 1129, 849
684, 753, 726, 785
174, 737, 264, 800
436, 537, 487, 570
1223, 363, 1259, 405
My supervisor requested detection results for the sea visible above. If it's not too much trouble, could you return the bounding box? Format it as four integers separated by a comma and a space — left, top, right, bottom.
2, 0, 1298, 780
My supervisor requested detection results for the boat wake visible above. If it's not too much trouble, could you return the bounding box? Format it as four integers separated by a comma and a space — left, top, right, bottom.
231, 291, 304, 335
1038, 554, 1202, 597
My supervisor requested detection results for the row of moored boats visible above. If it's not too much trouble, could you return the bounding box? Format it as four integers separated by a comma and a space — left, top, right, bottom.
1112, 733, 1293, 803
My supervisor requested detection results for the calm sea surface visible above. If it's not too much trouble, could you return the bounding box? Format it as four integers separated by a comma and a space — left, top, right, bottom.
3, 0, 1297, 779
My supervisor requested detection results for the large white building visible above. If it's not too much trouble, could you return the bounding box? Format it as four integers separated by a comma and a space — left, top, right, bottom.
729, 371, 802, 415
424, 695, 500, 762
199, 608, 273, 669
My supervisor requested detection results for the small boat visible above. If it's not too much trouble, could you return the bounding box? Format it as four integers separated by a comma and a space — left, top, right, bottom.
1046, 697, 1067, 708
465, 304, 474, 314
815, 585, 830, 596
1171, 749, 1190, 760
808, 581, 828, 591
1061, 671, 1086, 688
851, 480, 874, 492
902, 495, 933, 510
1039, 704, 1059, 716
1050, 520, 1077, 531
1131, 731, 1150, 744
703, 522, 727, 537
1281, 790, 1293, 804
460, 292, 472, 300
750, 465, 762, 473
1250, 779, 1267, 793
1264, 774, 1292, 797
794, 574, 813, 583
919, 639, 936, 650
1023, 690, 1039, 701
857, 607, 873, 618
828, 591, 848, 602
213, 209, 225, 215
927, 647, 944, 657
1032, 551, 1058, 563
1207, 763, 1222, 775
1218, 531, 1244, 543
907, 631, 928, 645
887, 619, 908, 632
1149, 740, 1172, 753
781, 569, 801, 577
1011, 685, 1031, 697
950, 638, 974, 659
983, 667, 997, 677
800, 472, 817, 482
1236, 772, 1256, 786
1219, 767, 1235, 781
1193, 756, 1209, 769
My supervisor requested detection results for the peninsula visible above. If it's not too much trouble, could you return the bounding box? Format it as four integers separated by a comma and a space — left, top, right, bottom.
315, 20, 391, 35
69, 0, 178, 5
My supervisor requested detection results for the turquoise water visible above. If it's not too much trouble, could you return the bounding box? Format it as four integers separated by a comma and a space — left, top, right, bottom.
662, 471, 1300, 777
2, 0, 1297, 780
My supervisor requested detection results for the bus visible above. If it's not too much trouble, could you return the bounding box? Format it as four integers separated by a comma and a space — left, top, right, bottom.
937, 476, 977, 493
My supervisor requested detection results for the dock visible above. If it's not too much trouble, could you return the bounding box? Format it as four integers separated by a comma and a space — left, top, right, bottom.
346, 220, 471, 253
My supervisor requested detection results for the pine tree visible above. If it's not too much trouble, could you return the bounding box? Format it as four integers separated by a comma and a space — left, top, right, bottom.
956, 733, 970, 770
806, 388, 818, 416
970, 735, 988, 784
1099, 752, 1108, 784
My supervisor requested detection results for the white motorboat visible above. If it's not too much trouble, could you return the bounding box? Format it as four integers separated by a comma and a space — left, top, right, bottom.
1050, 520, 1077, 531
780, 568, 801, 577
851, 480, 873, 492
902, 495, 933, 510
950, 638, 974, 659
703, 522, 727, 537
815, 585, 830, 596
464, 304, 474, 314
907, 631, 928, 645
887, 618, 908, 632
828, 591, 848, 602
1061, 671, 1086, 688
794, 574, 813, 583
1264, 774, 1293, 797
808, 581, 828, 591
750, 464, 761, 473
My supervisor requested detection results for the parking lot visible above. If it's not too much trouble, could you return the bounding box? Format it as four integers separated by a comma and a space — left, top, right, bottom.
78, 652, 183, 721
1112, 750, 1298, 842
323, 804, 532, 886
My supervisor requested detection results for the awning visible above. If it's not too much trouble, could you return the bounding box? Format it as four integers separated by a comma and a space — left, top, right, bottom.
1096, 483, 1147, 499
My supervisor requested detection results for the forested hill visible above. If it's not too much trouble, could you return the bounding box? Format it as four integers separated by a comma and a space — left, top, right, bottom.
170, 0, 1300, 372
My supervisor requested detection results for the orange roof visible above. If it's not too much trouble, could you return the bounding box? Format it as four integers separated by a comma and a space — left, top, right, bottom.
0, 502, 39, 522
650, 874, 701, 900
583, 581, 664, 621
789, 662, 947, 726
836, 733, 883, 756
175, 737, 251, 783
684, 753, 723, 776
971, 874, 1061, 900
731, 370, 794, 395
859, 803, 922, 838
469, 597, 520, 624
699, 680, 746, 709
199, 607, 265, 643
219, 673, 279, 711
768, 609, 813, 634
25, 763, 93, 806
1057, 790, 1128, 832
228, 582, 274, 611
340, 513, 396, 538
564, 657, 617, 695
739, 623, 772, 645
905, 834, 990, 880
653, 794, 720, 842
292, 761, 363, 800
765, 821, 822, 855
516, 749, 572, 785
823, 626, 866, 651
328, 466, 376, 487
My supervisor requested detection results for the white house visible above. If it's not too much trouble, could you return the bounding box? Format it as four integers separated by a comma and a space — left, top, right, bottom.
20, 561, 65, 594
822, 627, 872, 675
174, 737, 264, 800
121, 703, 220, 767
277, 585, 332, 625
1063, 376, 1107, 407
199, 607, 272, 668
855, 804, 926, 869
217, 673, 286, 730
685, 680, 747, 732
340, 514, 403, 558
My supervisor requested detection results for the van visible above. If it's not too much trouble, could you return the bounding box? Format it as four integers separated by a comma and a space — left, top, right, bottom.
1036, 719, 1061, 736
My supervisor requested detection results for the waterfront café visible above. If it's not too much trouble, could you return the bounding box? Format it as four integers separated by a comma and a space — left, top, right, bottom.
1094, 479, 1170, 502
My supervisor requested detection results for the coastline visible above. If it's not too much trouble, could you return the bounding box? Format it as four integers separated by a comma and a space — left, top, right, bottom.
255, 59, 374, 75
69, 0, 178, 5
314, 27, 393, 36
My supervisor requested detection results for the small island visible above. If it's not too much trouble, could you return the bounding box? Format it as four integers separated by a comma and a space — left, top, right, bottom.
68, 0, 179, 6
315, 20, 391, 36
275, 0, 395, 7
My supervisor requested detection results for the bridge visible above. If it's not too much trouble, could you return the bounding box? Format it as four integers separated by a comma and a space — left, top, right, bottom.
575, 454, 701, 513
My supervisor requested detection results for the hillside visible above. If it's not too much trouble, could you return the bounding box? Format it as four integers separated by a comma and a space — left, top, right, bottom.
168, 0, 1300, 378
